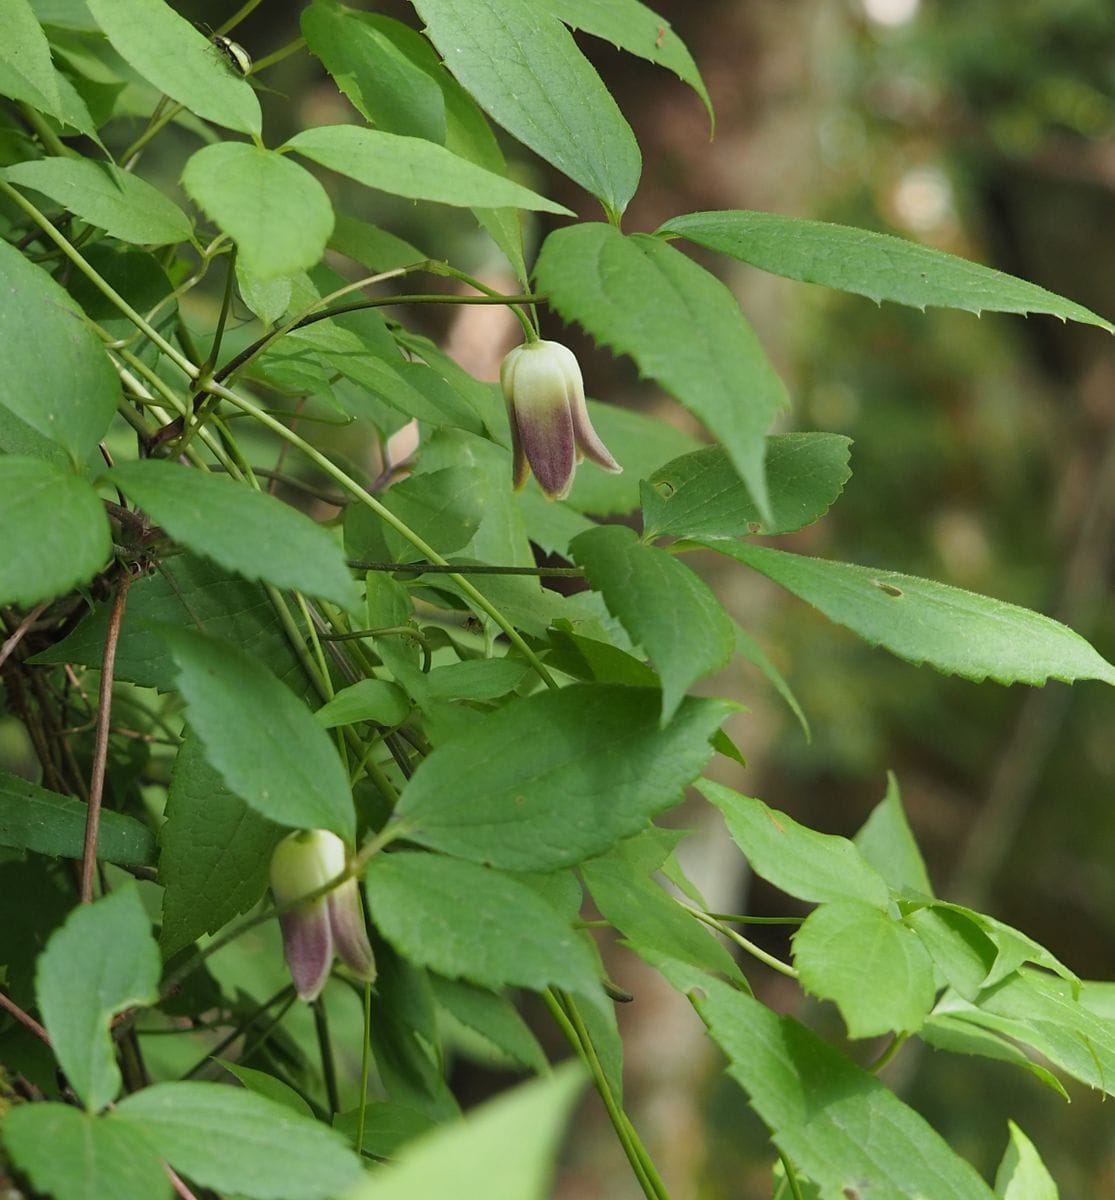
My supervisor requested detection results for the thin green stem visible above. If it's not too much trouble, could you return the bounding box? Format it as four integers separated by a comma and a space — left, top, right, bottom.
778, 1152, 806, 1200
545, 990, 670, 1200
868, 1032, 909, 1073
18, 103, 69, 157
250, 37, 306, 74
216, 0, 264, 35
347, 560, 584, 578
176, 985, 292, 1079
683, 904, 798, 979
204, 380, 557, 689
0, 182, 198, 377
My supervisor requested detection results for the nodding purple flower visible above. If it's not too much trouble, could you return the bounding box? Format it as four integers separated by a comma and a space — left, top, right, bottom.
500, 339, 622, 500
269, 830, 376, 1002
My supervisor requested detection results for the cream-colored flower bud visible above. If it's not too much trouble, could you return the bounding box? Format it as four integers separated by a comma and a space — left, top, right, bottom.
500, 339, 621, 500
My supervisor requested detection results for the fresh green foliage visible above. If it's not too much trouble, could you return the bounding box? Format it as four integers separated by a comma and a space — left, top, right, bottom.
35, 886, 160, 1111
0, 4, 1109, 1199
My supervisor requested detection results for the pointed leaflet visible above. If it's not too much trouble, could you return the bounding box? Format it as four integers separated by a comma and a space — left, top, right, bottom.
182, 144, 333, 281
5, 1104, 171, 1200
36, 886, 160, 1111
159, 735, 283, 958
854, 771, 934, 897
107, 458, 360, 611
112, 1082, 362, 1200
412, 0, 640, 214
994, 1123, 1059, 1200
161, 627, 354, 839
0, 458, 110, 606
570, 525, 734, 724
537, 0, 713, 129
642, 433, 852, 541
0, 0, 62, 117
286, 125, 571, 215
85, 0, 260, 135
430, 975, 548, 1073
696, 980, 997, 1200
660, 210, 1114, 331
344, 1065, 586, 1200
365, 853, 602, 1001
698, 779, 890, 909
704, 541, 1115, 687
0, 771, 153, 866
390, 685, 732, 870
2, 158, 192, 245
535, 224, 787, 522
0, 240, 118, 460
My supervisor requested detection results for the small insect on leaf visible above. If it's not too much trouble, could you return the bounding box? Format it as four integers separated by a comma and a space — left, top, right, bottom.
870, 579, 904, 598
212, 34, 252, 76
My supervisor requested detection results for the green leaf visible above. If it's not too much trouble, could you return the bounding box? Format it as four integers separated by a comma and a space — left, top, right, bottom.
36, 885, 160, 1110
705, 542, 1115, 687
534, 224, 788, 523
302, 1, 446, 142
286, 124, 571, 215
32, 553, 309, 693
216, 1059, 314, 1117
425, 657, 532, 702
854, 771, 933, 897
430, 974, 549, 1073
538, 0, 712, 129
2, 157, 192, 245
330, 213, 427, 273
641, 433, 852, 541
571, 525, 734, 723
580, 835, 745, 984
85, 0, 260, 135
0, 0, 62, 117
182, 143, 333, 281
793, 900, 936, 1037
412, 0, 640, 213
161, 627, 354, 839
159, 734, 283, 959
314, 679, 412, 729
333, 1102, 437, 1158
995, 1122, 1059, 1200
391, 686, 731, 870
697, 980, 997, 1200
0, 457, 110, 607
113, 1081, 362, 1200
344, 1065, 586, 1200
0, 770, 153, 866
0, 239, 118, 460
5, 1103, 170, 1200
919, 1014, 1069, 1100
698, 779, 890, 908
366, 852, 602, 1000
938, 970, 1115, 1096
107, 459, 359, 610
659, 210, 1115, 332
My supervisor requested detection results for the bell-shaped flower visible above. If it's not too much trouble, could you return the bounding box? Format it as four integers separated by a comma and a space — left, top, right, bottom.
269, 829, 376, 1002
500, 339, 622, 500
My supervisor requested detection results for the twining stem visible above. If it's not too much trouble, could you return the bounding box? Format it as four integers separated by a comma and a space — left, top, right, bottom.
177, 985, 292, 1080
203, 379, 557, 688
347, 560, 584, 579
167, 1166, 202, 1200
356, 980, 373, 1156
80, 572, 133, 903
0, 988, 49, 1045
778, 1152, 806, 1200
868, 1032, 909, 1073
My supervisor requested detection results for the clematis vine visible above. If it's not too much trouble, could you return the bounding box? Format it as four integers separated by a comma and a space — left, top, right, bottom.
269, 829, 376, 1002
500, 338, 622, 499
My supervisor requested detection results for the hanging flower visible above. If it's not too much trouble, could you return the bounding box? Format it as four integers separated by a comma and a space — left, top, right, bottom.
500, 339, 622, 500
269, 829, 376, 1002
